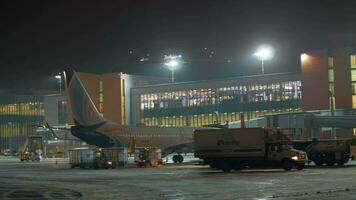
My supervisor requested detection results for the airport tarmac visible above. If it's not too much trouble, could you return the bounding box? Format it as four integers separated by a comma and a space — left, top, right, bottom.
0, 157, 356, 200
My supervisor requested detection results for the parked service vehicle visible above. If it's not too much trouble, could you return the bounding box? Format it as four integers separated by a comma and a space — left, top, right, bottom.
69, 147, 127, 169
293, 139, 356, 166
194, 127, 308, 172
135, 147, 163, 167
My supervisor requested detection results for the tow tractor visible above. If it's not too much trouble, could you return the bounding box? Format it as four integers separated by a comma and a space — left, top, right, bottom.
135, 147, 163, 168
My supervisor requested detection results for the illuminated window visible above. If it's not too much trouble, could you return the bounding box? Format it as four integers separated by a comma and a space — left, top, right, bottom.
99, 93, 103, 103
328, 69, 334, 82
352, 95, 356, 109
351, 70, 356, 82
328, 57, 334, 68
351, 55, 356, 69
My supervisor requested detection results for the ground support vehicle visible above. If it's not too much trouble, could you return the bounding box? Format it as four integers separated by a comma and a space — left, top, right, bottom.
101, 147, 128, 168
69, 147, 127, 169
194, 128, 308, 172
293, 139, 356, 166
135, 147, 163, 167
18, 136, 44, 162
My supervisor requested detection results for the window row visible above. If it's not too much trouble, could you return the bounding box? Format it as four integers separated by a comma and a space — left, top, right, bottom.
140, 81, 302, 110
0, 102, 44, 116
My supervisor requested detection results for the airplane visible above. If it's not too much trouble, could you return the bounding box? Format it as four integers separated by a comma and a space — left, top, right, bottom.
62, 69, 199, 163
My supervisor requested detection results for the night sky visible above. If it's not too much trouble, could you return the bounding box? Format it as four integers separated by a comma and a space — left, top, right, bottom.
1, 0, 356, 92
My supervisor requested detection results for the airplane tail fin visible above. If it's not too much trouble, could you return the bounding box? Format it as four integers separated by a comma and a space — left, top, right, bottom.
63, 69, 106, 127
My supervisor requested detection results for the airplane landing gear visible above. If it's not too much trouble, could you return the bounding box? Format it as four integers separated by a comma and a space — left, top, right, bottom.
173, 154, 184, 163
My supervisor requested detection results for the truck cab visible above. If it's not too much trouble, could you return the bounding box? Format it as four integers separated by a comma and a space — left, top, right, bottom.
268, 143, 308, 170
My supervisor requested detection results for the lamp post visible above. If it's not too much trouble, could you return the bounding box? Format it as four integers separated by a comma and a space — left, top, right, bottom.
164, 55, 182, 83
55, 74, 62, 93
254, 47, 273, 74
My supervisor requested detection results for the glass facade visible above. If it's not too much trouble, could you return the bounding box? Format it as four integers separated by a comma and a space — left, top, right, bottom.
140, 80, 302, 127
0, 95, 44, 152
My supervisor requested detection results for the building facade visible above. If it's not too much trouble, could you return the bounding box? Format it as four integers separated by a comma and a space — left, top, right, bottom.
301, 48, 356, 111
0, 95, 44, 152
131, 73, 302, 127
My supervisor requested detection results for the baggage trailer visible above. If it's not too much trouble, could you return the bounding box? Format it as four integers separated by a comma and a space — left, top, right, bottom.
194, 127, 308, 172
69, 147, 127, 169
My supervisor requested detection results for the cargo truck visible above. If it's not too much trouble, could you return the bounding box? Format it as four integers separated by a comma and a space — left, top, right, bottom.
194, 127, 308, 172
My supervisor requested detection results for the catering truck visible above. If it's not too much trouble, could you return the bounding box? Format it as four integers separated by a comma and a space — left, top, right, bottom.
194, 127, 308, 172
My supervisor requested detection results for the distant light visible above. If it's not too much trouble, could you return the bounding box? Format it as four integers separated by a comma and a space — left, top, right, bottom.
300, 53, 308, 61
55, 75, 61, 79
254, 47, 273, 60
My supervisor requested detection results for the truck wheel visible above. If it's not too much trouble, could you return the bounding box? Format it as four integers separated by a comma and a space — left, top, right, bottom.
172, 155, 179, 163
296, 164, 305, 170
282, 159, 293, 171
70, 165, 75, 169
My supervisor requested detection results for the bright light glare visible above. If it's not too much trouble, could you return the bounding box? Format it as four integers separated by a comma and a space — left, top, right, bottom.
55, 75, 61, 79
300, 53, 308, 61
165, 60, 179, 68
254, 47, 273, 60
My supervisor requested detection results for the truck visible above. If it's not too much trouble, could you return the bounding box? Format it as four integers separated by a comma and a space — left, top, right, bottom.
292, 139, 356, 166
194, 127, 308, 172
69, 147, 127, 169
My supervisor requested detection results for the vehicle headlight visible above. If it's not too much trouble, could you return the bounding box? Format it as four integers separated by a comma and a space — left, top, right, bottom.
107, 161, 112, 165
291, 156, 299, 161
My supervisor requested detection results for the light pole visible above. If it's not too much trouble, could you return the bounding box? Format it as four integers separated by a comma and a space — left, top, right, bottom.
164, 55, 182, 83
254, 47, 273, 74
55, 74, 62, 93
